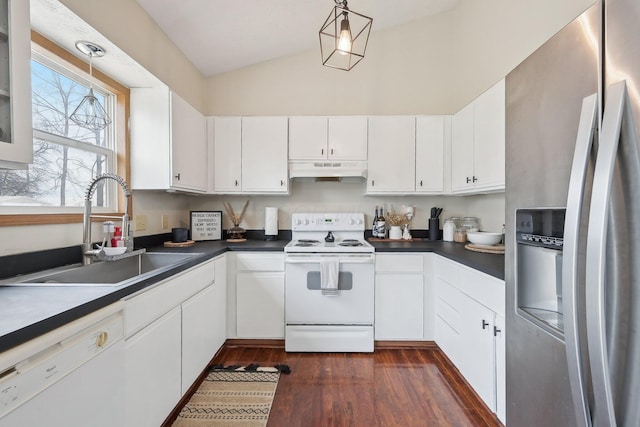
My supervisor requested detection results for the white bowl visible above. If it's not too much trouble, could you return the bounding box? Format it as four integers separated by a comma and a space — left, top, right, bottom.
466, 231, 503, 246
103, 246, 127, 256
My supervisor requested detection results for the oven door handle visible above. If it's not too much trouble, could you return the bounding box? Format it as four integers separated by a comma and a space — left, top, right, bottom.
285, 255, 375, 264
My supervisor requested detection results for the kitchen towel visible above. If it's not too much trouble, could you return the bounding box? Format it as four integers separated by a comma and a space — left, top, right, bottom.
264, 207, 278, 237
320, 258, 339, 296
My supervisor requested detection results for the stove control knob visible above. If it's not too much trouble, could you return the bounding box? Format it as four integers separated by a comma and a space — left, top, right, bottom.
303, 219, 310, 225
356, 218, 363, 225
349, 218, 356, 225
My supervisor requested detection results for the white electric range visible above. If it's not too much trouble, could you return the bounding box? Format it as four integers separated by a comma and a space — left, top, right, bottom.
284, 213, 375, 352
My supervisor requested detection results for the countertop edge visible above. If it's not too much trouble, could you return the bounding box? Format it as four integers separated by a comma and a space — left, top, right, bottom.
0, 240, 503, 353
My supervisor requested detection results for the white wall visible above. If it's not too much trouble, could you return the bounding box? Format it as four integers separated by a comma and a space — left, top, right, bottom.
205, 0, 596, 115
189, 181, 506, 234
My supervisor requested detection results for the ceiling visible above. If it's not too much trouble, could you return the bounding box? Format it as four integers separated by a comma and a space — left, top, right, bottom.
135, 0, 460, 77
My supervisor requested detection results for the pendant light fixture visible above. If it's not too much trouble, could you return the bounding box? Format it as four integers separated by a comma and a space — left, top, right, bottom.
70, 41, 112, 131
319, 0, 373, 71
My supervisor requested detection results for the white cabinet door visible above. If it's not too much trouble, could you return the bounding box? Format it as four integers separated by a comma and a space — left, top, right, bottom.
327, 116, 367, 160
415, 115, 446, 194
451, 102, 475, 192
212, 256, 228, 353
0, 0, 32, 168
494, 313, 506, 424
236, 272, 284, 338
289, 116, 328, 160
124, 306, 182, 427
171, 92, 208, 191
375, 273, 424, 339
212, 116, 242, 193
181, 284, 218, 395
473, 79, 505, 191
458, 292, 496, 412
241, 117, 288, 193
450, 79, 505, 194
131, 88, 207, 193
367, 116, 416, 193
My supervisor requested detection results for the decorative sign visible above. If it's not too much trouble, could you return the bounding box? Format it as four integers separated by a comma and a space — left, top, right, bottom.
190, 211, 222, 241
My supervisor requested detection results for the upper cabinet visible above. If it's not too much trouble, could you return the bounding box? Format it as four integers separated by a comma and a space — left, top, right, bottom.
367, 116, 416, 194
241, 116, 288, 193
210, 116, 242, 193
451, 79, 505, 194
367, 115, 448, 195
289, 116, 367, 161
328, 116, 367, 160
0, 0, 32, 169
416, 115, 447, 194
131, 88, 207, 193
209, 116, 289, 194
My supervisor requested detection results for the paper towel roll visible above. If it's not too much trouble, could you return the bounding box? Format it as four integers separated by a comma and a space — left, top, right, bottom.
264, 207, 278, 238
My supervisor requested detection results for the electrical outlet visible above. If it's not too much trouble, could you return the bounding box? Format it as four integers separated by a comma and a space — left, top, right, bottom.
135, 214, 147, 231
161, 215, 169, 230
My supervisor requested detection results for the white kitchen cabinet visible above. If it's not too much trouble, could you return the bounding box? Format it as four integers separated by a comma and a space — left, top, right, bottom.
451, 79, 505, 194
124, 306, 182, 427
367, 116, 416, 194
212, 255, 228, 353
241, 116, 289, 193
210, 116, 242, 193
289, 116, 328, 160
415, 115, 447, 194
327, 116, 368, 160
494, 313, 506, 424
0, 0, 32, 169
181, 284, 218, 394
131, 88, 208, 193
289, 116, 367, 161
374, 254, 424, 340
433, 255, 505, 419
235, 253, 285, 338
124, 259, 216, 427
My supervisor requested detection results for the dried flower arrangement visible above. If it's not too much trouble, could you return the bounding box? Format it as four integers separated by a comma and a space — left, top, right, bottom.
223, 200, 249, 241
384, 211, 411, 226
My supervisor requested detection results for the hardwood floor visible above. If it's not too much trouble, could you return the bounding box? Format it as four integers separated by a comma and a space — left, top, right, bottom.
206, 343, 502, 427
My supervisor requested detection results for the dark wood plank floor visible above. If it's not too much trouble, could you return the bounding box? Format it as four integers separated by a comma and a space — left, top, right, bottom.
209, 344, 502, 427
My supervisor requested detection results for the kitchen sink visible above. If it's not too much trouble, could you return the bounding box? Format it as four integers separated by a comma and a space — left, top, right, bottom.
2, 252, 202, 287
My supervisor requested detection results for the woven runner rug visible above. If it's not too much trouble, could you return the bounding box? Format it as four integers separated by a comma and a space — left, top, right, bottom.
172, 365, 289, 427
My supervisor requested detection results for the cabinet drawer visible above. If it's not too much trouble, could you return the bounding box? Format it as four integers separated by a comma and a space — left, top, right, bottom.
434, 256, 459, 285
375, 254, 423, 272
236, 253, 284, 271
124, 260, 215, 336
458, 266, 505, 316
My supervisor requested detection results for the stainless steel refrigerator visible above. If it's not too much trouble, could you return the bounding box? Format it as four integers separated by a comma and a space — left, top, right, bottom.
505, 0, 640, 425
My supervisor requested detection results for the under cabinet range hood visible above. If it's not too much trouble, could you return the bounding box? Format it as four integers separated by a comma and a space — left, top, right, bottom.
289, 161, 367, 179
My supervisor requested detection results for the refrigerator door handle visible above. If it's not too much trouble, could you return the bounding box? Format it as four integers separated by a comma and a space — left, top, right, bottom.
586, 80, 638, 427
562, 93, 598, 427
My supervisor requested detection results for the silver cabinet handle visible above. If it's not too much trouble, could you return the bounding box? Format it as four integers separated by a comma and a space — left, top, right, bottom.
331, 148, 334, 155
562, 93, 597, 427
466, 176, 471, 183
586, 81, 638, 427
235, 180, 238, 186
174, 173, 181, 180
472, 176, 478, 182
280, 180, 284, 186
321, 148, 324, 155
482, 319, 489, 329
420, 180, 423, 186
371, 180, 375, 187
493, 326, 501, 337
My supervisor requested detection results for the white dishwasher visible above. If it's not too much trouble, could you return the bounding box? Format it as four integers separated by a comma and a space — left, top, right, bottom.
0, 303, 125, 427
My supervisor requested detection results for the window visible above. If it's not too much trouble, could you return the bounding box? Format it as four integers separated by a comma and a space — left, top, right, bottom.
0, 33, 129, 225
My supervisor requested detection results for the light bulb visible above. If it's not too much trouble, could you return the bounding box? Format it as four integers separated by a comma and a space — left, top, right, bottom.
337, 17, 352, 55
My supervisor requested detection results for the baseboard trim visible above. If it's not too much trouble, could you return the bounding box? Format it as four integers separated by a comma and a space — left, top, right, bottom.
375, 340, 438, 349
225, 338, 285, 348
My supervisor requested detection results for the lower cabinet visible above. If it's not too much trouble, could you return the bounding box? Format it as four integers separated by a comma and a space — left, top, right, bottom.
235, 253, 285, 338
125, 307, 182, 427
433, 255, 505, 424
123, 258, 220, 427
374, 253, 424, 340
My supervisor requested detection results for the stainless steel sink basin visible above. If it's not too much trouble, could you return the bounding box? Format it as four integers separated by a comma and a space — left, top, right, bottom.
3, 252, 201, 287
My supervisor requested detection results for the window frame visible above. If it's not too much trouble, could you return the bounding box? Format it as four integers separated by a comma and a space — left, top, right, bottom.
0, 31, 130, 227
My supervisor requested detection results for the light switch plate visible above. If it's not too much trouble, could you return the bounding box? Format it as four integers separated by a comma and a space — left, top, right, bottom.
161, 215, 169, 229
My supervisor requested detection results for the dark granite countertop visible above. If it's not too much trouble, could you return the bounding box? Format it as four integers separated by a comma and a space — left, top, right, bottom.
0, 236, 502, 354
